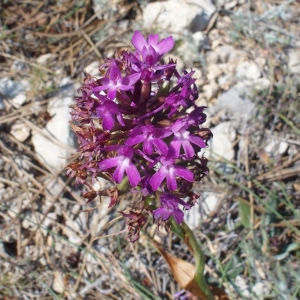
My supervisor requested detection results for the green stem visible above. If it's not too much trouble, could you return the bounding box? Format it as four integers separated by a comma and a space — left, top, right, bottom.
171, 219, 214, 300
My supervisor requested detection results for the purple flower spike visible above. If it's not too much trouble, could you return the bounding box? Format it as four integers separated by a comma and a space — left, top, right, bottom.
67, 30, 212, 242
149, 157, 194, 191
99, 147, 141, 187
132, 30, 175, 65
153, 193, 184, 224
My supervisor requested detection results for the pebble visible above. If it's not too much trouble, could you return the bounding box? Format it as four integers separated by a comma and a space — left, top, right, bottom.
288, 49, 300, 74
142, 0, 216, 33
208, 122, 236, 161
10, 121, 31, 142
32, 85, 76, 170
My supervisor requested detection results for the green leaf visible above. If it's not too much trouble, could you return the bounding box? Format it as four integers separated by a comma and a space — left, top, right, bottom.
238, 200, 251, 228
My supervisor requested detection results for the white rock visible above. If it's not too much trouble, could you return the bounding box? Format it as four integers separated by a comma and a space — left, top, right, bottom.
213, 82, 256, 119
224, 0, 238, 10
288, 49, 300, 74
203, 81, 219, 101
202, 192, 220, 215
252, 78, 271, 91
11, 60, 26, 71
215, 45, 235, 63
235, 275, 250, 298
207, 64, 224, 81
192, 31, 207, 49
10, 121, 31, 142
0, 78, 30, 108
236, 61, 261, 81
143, 0, 216, 33
36, 53, 53, 65
32, 86, 76, 170
264, 136, 288, 156
208, 122, 236, 161
206, 51, 219, 65
252, 281, 271, 298
84, 61, 101, 77
185, 192, 221, 228
193, 67, 205, 87
52, 271, 65, 294
64, 218, 82, 245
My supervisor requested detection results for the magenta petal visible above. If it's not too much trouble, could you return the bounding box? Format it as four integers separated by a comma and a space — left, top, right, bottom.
102, 114, 114, 130
107, 89, 117, 100
172, 210, 184, 223
182, 141, 195, 158
113, 164, 126, 183
109, 64, 122, 80
166, 172, 177, 190
131, 30, 147, 52
153, 208, 170, 221
99, 157, 119, 170
175, 167, 194, 182
157, 36, 175, 54
189, 135, 206, 148
153, 139, 168, 155
126, 164, 141, 187
169, 140, 181, 157
125, 73, 141, 86
149, 169, 166, 191
126, 135, 144, 146
143, 140, 153, 155
148, 34, 159, 46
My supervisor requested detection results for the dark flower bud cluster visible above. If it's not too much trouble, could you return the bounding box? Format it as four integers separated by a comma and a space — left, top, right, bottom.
66, 31, 212, 242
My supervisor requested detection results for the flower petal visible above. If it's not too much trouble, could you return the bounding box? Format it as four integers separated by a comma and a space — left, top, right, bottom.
174, 167, 194, 182
149, 168, 166, 191
99, 157, 120, 170
126, 163, 141, 187
131, 30, 147, 52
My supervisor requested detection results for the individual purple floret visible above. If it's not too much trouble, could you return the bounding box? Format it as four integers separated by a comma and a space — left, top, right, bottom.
153, 193, 191, 224
149, 157, 194, 191
66, 30, 212, 242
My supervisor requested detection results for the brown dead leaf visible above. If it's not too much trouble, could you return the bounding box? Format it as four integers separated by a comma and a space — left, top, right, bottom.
151, 240, 207, 299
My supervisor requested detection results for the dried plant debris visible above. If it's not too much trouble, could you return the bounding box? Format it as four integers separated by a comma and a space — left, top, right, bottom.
0, 0, 299, 299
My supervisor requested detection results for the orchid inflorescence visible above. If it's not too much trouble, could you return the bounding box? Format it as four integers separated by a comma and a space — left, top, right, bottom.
66, 31, 212, 242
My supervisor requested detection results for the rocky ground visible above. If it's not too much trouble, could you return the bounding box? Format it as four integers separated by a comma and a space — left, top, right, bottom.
0, 0, 299, 299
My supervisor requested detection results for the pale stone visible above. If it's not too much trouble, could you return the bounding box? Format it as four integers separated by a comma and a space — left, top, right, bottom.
252, 282, 271, 298
52, 271, 65, 294
192, 31, 207, 49
206, 51, 219, 65
84, 61, 101, 77
185, 192, 221, 228
10, 121, 30, 142
207, 64, 223, 81
213, 82, 256, 119
288, 49, 300, 74
32, 85, 76, 170
0, 78, 30, 108
202, 192, 220, 215
264, 136, 288, 156
143, 0, 216, 33
36, 53, 53, 65
203, 81, 219, 101
236, 61, 261, 81
235, 276, 250, 298
208, 122, 236, 161
64, 218, 82, 245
